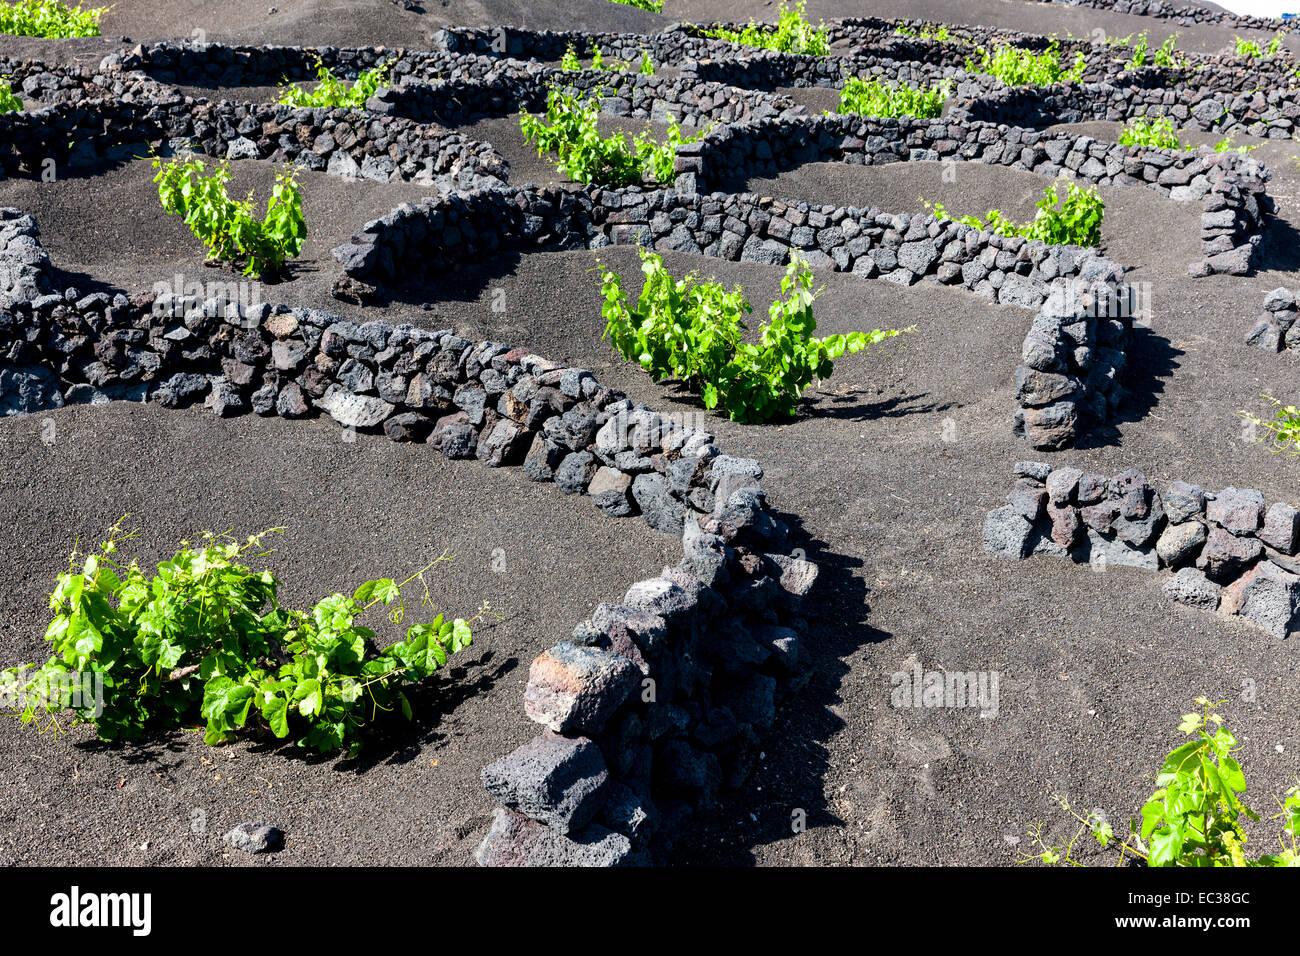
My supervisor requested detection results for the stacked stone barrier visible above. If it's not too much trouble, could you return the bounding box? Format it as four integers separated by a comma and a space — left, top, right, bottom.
985, 462, 1300, 638
0, 210, 817, 865
330, 181, 1125, 314
1245, 287, 1300, 353
431, 26, 723, 64
0, 64, 511, 190
1, 33, 1279, 281
1029, 0, 1284, 31
1014, 280, 1135, 450
370, 66, 801, 130
827, 17, 1061, 52
111, 41, 437, 86
685, 112, 1270, 277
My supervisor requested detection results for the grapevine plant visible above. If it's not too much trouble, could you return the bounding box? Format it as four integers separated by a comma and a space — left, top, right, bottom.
605, 0, 662, 11
0, 524, 487, 756
1126, 33, 1150, 69
520, 85, 705, 186
0, 0, 104, 37
1152, 34, 1187, 68
561, 42, 655, 75
704, 1, 829, 57
1023, 699, 1299, 866
965, 41, 1086, 87
1234, 33, 1287, 60
278, 58, 392, 108
924, 180, 1104, 248
1104, 31, 1184, 68
1119, 115, 1186, 150
1119, 116, 1256, 154
599, 249, 911, 423
153, 156, 306, 279
1239, 395, 1300, 456
0, 77, 21, 114
894, 23, 956, 44
835, 77, 949, 119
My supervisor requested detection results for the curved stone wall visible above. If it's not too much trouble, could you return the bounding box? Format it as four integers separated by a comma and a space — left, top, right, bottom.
686, 113, 1270, 277
985, 461, 1300, 639
1246, 287, 1300, 353
0, 210, 815, 865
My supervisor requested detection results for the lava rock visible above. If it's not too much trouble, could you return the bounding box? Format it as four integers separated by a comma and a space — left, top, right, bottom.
481, 733, 609, 834
1198, 526, 1264, 581
524, 642, 639, 735
1163, 567, 1221, 610
224, 822, 284, 854
1206, 487, 1266, 535
982, 505, 1036, 559
317, 384, 392, 429
1155, 520, 1207, 568
475, 808, 638, 867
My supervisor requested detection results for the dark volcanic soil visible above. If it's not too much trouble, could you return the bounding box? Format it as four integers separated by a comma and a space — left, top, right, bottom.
2, 0, 1300, 869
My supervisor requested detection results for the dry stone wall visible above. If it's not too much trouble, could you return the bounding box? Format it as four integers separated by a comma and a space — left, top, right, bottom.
985, 462, 1300, 639
1029, 0, 1284, 30
330, 180, 1125, 312
1246, 287, 1300, 353
687, 112, 1270, 277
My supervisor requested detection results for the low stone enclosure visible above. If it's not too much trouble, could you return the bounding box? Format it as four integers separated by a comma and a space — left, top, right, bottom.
0, 208, 815, 865
2, 11, 1297, 863
1030, 0, 1284, 31
984, 462, 1300, 639
1246, 287, 1300, 354
681, 113, 1270, 278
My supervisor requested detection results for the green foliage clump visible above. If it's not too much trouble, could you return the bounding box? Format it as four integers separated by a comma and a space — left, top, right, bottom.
1213, 130, 1258, 154
153, 156, 306, 279
0, 525, 486, 756
561, 42, 655, 75
1234, 32, 1287, 60
0, 77, 21, 114
599, 248, 911, 423
1126, 33, 1149, 68
1119, 115, 1186, 150
835, 77, 949, 119
1240, 395, 1300, 455
966, 40, 1087, 87
0, 0, 104, 37
520, 85, 704, 186
1022, 699, 1299, 867
1153, 34, 1186, 68
1120, 116, 1257, 155
1106, 29, 1184, 67
705, 1, 829, 57
924, 179, 1104, 248
894, 23, 954, 43
605, 0, 663, 11
278, 58, 392, 109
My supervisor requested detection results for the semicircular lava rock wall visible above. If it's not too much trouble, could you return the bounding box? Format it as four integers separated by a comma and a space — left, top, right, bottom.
985, 461, 1300, 640
0, 209, 815, 866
